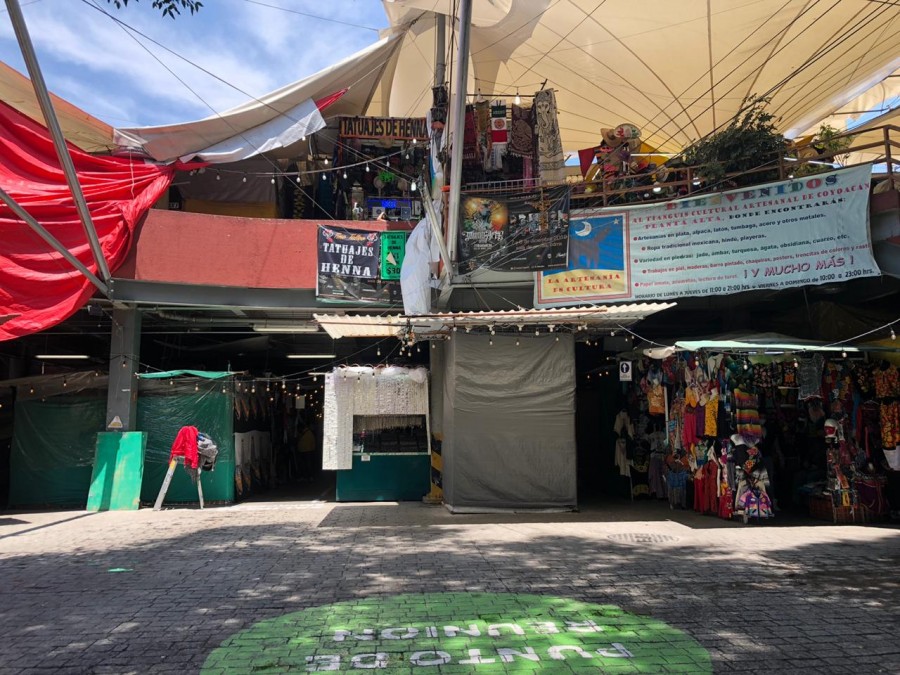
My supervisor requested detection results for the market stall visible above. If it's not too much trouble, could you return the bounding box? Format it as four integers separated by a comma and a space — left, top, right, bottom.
606, 334, 900, 524
322, 365, 431, 502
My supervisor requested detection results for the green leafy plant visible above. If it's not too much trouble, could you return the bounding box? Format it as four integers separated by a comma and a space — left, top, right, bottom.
681, 97, 784, 188
793, 124, 855, 176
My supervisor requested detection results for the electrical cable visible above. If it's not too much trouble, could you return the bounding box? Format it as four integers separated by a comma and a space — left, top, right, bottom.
240, 0, 381, 32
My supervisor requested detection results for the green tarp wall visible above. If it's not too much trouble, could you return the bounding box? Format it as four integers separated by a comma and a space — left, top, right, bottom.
138, 390, 234, 504
10, 397, 104, 507
9, 388, 234, 507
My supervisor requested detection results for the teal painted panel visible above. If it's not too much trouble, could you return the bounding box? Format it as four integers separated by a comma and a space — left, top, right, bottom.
138, 392, 234, 504
336, 454, 430, 502
87, 432, 147, 511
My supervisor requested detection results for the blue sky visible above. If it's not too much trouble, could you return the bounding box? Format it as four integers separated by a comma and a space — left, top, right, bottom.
0, 0, 390, 128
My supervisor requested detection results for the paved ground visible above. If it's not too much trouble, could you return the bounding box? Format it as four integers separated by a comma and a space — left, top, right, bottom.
0, 496, 898, 674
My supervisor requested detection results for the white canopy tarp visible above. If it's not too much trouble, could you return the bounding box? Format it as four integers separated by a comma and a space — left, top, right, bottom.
114, 1, 900, 162
114, 32, 405, 163
381, 0, 900, 154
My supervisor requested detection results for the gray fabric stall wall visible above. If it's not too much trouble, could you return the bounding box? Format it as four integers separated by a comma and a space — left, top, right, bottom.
442, 332, 576, 511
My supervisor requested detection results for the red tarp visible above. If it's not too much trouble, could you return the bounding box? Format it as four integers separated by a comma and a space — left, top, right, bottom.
0, 100, 174, 341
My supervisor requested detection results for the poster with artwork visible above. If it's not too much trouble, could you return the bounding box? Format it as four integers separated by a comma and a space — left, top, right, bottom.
457, 185, 570, 273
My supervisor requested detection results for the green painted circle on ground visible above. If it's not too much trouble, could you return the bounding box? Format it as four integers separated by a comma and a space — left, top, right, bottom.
202, 592, 711, 673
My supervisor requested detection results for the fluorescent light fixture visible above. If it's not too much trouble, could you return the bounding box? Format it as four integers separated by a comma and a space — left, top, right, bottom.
36, 354, 90, 360
252, 324, 320, 333
287, 354, 336, 359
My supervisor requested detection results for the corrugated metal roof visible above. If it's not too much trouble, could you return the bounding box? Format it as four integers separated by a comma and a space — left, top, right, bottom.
314, 303, 675, 339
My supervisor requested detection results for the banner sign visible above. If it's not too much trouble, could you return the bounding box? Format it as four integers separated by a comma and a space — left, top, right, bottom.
317, 225, 400, 304
458, 185, 570, 273
338, 116, 429, 141
536, 165, 879, 306
380, 231, 409, 281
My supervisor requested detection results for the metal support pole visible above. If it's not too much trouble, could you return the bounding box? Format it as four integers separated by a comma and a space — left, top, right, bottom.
106, 307, 141, 432
5, 0, 112, 282
434, 12, 446, 86
445, 0, 473, 264
0, 186, 109, 295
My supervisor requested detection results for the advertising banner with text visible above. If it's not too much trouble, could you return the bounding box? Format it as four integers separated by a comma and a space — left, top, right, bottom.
316, 225, 400, 304
535, 165, 878, 307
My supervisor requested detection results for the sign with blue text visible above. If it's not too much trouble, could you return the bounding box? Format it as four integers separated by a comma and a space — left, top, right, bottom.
536, 165, 878, 307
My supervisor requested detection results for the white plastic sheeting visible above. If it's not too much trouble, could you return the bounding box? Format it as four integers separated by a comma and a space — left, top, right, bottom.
442, 332, 576, 512
400, 215, 442, 315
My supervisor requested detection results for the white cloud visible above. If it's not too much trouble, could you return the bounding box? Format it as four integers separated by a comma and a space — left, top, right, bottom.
0, 0, 389, 127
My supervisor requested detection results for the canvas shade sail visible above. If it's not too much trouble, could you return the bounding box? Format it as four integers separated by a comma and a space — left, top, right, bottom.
115, 34, 404, 163
0, 101, 174, 341
380, 0, 900, 154
113, 2, 900, 163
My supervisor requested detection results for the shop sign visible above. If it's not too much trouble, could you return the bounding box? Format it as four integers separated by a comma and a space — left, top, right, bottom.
317, 225, 400, 305
535, 165, 879, 307
458, 185, 570, 273
619, 361, 633, 381
380, 231, 409, 281
338, 116, 429, 141
201, 592, 712, 673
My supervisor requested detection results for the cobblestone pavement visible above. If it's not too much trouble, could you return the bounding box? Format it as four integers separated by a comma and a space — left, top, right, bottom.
0, 498, 898, 674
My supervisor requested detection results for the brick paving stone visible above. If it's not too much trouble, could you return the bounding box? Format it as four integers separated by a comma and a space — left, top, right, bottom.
0, 500, 898, 673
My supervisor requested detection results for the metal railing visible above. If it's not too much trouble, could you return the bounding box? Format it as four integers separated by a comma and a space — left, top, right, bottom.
459, 124, 900, 207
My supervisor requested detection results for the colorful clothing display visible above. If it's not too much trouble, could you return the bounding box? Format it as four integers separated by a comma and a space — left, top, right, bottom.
873, 364, 900, 399
734, 388, 762, 445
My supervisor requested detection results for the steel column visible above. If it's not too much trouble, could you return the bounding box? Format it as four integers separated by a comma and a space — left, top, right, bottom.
5, 0, 112, 281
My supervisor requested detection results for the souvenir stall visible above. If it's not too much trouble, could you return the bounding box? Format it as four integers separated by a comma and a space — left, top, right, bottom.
609, 338, 900, 524
322, 365, 431, 502
332, 115, 429, 221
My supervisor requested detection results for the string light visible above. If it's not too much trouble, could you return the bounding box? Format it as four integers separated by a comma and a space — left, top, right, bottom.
842, 350, 847, 358
377, 347, 381, 356
892, 328, 896, 340
411, 181, 417, 192
194, 383, 199, 391
322, 173, 327, 181
62, 377, 67, 388
535, 327, 539, 336
515, 338, 520, 346
342, 171, 348, 180
514, 89, 521, 105
365, 164, 370, 172
242, 175, 247, 183
270, 177, 275, 184
489, 337, 493, 346
324, 158, 329, 165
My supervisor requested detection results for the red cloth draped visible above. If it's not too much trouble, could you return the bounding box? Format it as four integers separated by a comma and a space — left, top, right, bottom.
170, 425, 200, 470
0, 101, 174, 340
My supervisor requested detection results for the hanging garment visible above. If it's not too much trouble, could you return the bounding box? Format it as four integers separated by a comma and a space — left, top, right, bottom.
667, 466, 688, 508
170, 425, 200, 470
704, 390, 719, 438
613, 410, 634, 477
880, 401, 900, 449
874, 364, 900, 399
533, 89, 565, 184
649, 454, 667, 498
508, 104, 534, 157
648, 383, 665, 415
798, 354, 825, 400
735, 388, 762, 445
630, 447, 651, 498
